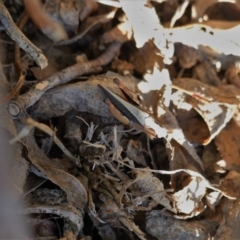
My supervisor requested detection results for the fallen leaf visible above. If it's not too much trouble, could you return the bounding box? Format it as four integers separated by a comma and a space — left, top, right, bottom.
215, 119, 240, 171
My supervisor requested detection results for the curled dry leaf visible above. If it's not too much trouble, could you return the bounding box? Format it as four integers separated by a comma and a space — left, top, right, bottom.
167, 140, 208, 217
172, 176, 207, 217
22, 188, 83, 237
172, 78, 238, 144
172, 94, 210, 144
169, 140, 201, 191
188, 97, 235, 144
215, 171, 240, 239
146, 210, 218, 240
24, 133, 88, 210
161, 108, 204, 170
172, 78, 240, 106
147, 167, 235, 218
192, 0, 240, 20
215, 119, 240, 171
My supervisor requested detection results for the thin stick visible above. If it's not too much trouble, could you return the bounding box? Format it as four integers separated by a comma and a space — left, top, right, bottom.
0, 1, 48, 69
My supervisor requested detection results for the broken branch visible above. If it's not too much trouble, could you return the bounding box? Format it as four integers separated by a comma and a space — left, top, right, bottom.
0, 0, 48, 69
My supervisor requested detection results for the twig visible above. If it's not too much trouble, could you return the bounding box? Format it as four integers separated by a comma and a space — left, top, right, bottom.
7, 42, 122, 118
0, 1, 48, 69
14, 11, 28, 74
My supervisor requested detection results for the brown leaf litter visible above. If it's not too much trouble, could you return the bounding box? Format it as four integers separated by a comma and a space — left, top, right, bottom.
1, 0, 240, 239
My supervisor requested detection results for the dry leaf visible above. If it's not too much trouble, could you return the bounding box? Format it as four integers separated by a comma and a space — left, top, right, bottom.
188, 97, 235, 144
146, 210, 217, 240
215, 171, 240, 239
24, 133, 88, 209
215, 119, 240, 171
12, 144, 29, 195
172, 78, 240, 106
131, 168, 173, 211
22, 188, 83, 237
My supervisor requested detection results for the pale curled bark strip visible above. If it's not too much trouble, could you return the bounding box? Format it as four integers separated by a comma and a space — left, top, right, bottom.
0, 1, 48, 69
7, 42, 122, 117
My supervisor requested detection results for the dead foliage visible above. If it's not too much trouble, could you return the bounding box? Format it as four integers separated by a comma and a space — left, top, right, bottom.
1, 0, 240, 239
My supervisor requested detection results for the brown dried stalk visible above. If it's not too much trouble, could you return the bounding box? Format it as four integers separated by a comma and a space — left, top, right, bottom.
7, 42, 122, 118
0, 1, 48, 69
